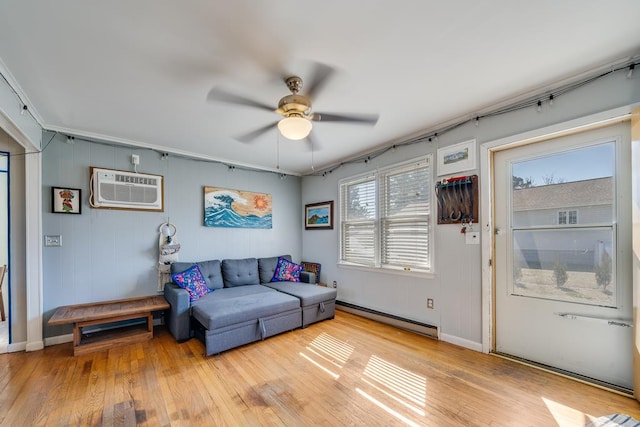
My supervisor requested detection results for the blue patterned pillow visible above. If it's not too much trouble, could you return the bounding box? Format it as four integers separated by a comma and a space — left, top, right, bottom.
171, 264, 212, 302
271, 257, 303, 282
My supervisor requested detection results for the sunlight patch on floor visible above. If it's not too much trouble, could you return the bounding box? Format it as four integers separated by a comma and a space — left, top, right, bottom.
542, 396, 595, 426
360, 377, 425, 416
299, 332, 355, 380
363, 355, 426, 407
308, 332, 355, 364
354, 355, 428, 426
299, 352, 340, 379
356, 387, 422, 427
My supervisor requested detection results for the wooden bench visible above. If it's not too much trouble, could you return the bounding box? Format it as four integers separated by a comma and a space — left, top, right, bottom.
48, 295, 170, 356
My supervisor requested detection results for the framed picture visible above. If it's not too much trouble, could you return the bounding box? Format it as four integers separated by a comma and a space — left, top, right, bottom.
437, 139, 476, 176
203, 186, 272, 229
52, 187, 82, 214
305, 201, 334, 230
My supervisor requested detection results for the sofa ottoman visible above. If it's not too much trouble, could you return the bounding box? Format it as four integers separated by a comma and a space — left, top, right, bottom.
258, 256, 337, 327
262, 281, 336, 327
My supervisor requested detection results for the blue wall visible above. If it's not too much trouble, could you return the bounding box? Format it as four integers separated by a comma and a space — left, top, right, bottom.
42, 138, 301, 337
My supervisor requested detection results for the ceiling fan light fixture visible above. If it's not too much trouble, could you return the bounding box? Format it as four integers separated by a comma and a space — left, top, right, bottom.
278, 116, 312, 140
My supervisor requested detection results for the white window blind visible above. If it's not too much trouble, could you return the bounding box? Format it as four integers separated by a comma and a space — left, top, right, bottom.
340, 174, 376, 266
380, 161, 430, 269
339, 156, 431, 273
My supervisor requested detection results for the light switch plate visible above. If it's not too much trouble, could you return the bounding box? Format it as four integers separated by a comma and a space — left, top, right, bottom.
465, 231, 479, 245
44, 235, 62, 247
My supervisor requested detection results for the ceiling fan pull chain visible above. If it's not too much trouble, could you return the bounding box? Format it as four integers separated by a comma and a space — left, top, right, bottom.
276, 133, 280, 170
311, 138, 315, 171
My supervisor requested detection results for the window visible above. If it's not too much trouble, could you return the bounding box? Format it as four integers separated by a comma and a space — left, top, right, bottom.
558, 210, 578, 224
339, 157, 431, 273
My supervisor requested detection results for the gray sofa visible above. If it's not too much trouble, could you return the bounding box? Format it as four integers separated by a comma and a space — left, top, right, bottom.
164, 255, 337, 356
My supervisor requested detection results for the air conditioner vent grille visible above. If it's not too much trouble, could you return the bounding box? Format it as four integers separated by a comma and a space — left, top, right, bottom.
90, 167, 163, 212
99, 183, 159, 204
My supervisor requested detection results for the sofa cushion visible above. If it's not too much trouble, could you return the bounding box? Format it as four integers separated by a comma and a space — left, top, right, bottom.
171, 264, 212, 302
272, 257, 303, 282
171, 260, 223, 290
191, 285, 300, 330
222, 258, 260, 287
258, 255, 291, 284
263, 281, 337, 307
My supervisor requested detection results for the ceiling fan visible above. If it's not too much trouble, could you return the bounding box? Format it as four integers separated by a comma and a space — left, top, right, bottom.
207, 63, 379, 144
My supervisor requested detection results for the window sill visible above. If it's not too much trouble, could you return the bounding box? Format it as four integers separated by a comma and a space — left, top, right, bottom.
337, 262, 435, 279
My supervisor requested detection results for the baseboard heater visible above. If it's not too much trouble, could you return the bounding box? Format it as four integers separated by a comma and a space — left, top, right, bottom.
336, 301, 438, 339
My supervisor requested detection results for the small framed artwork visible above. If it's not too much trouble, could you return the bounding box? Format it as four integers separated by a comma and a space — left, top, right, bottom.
305, 201, 334, 230
437, 139, 477, 176
52, 187, 82, 214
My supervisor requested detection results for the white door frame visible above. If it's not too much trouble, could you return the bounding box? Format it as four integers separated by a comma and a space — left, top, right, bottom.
0, 94, 44, 352
480, 104, 637, 355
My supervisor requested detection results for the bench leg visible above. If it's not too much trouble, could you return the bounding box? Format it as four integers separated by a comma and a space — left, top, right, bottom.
73, 323, 81, 346
147, 313, 153, 335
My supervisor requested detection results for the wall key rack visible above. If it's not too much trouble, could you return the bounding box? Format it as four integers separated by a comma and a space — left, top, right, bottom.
435, 175, 478, 225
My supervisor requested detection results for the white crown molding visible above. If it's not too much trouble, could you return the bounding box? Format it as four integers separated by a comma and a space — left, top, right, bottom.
44, 124, 302, 176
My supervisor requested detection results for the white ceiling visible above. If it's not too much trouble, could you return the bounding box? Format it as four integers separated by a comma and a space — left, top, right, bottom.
1, 1, 639, 175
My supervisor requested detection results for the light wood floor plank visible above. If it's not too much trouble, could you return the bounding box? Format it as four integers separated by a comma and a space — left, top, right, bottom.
0, 311, 638, 426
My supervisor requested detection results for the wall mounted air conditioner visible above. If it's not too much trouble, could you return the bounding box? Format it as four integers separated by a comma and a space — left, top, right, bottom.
90, 167, 164, 212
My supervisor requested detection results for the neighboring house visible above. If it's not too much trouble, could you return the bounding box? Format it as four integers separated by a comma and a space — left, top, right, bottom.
512, 177, 612, 271
513, 177, 612, 227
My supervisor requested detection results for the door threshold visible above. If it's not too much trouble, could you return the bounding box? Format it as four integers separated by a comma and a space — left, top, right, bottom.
492, 352, 633, 397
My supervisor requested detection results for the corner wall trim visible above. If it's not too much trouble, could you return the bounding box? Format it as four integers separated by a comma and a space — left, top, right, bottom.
8, 341, 26, 353
336, 300, 438, 339
440, 333, 483, 352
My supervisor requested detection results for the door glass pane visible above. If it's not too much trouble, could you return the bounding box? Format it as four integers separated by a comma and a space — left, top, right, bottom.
511, 142, 614, 227
510, 142, 616, 307
512, 228, 615, 307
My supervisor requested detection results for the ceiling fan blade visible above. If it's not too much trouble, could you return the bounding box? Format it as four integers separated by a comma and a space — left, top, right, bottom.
310, 112, 379, 125
235, 121, 279, 143
207, 88, 275, 113
304, 63, 335, 100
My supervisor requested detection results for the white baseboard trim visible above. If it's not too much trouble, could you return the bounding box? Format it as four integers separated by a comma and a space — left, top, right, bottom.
8, 341, 27, 352
440, 333, 483, 352
26, 341, 44, 352
45, 333, 73, 347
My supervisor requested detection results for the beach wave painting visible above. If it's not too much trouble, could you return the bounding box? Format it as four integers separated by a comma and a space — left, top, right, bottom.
204, 187, 272, 229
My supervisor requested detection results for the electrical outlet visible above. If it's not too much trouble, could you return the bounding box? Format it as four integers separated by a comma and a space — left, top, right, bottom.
427, 298, 434, 309
332, 281, 337, 288
44, 235, 62, 247
131, 154, 140, 165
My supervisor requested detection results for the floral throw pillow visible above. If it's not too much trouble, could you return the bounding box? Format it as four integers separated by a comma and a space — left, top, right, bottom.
171, 264, 212, 302
271, 257, 303, 282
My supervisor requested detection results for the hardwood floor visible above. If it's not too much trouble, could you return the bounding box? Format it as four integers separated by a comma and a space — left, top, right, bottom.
0, 311, 638, 426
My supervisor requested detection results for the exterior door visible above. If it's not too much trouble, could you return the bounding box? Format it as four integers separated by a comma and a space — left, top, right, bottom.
494, 122, 633, 391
